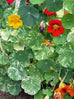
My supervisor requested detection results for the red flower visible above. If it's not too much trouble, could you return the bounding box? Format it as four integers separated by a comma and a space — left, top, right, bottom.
47, 19, 65, 37
64, 11, 69, 15
26, 0, 30, 5
7, 0, 15, 4
43, 8, 57, 17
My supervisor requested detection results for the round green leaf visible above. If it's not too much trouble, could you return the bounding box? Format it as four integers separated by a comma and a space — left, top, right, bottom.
7, 81, 21, 95
34, 90, 44, 99
29, 65, 44, 81
21, 76, 41, 95
62, 14, 74, 29
18, 5, 39, 26
7, 60, 28, 80
58, 43, 74, 68
36, 59, 55, 72
63, 0, 74, 14
9, 47, 34, 67
0, 75, 21, 95
34, 46, 54, 60
0, 52, 9, 65
67, 31, 74, 44
46, 0, 63, 12
53, 30, 67, 45
30, 0, 44, 4
25, 30, 44, 50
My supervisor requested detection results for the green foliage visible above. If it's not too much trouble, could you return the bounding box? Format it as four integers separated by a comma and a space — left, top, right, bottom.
36, 59, 55, 72
53, 30, 67, 45
46, 0, 63, 12
34, 46, 54, 60
21, 76, 41, 95
62, 14, 74, 29
63, 0, 74, 14
0, 0, 74, 98
44, 71, 59, 85
18, 5, 39, 26
0, 75, 21, 95
25, 29, 44, 50
30, 0, 45, 5
34, 90, 44, 99
0, 52, 9, 65
58, 43, 74, 68
7, 60, 28, 80
9, 47, 34, 67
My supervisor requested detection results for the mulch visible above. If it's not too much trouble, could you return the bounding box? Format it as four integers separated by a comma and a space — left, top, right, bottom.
0, 90, 34, 99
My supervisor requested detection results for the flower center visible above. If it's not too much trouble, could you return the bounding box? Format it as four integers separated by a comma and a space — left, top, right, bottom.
53, 24, 59, 30
12, 18, 18, 22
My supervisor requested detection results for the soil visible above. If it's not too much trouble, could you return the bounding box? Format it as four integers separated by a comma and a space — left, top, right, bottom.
0, 90, 34, 99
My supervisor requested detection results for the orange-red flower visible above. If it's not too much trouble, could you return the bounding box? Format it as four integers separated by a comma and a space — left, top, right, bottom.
43, 8, 57, 17
64, 11, 69, 15
26, 0, 30, 5
47, 19, 65, 37
8, 15, 23, 29
67, 86, 74, 96
7, 0, 15, 4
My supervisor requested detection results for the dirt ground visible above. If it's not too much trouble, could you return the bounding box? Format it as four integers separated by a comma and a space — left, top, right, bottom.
0, 91, 34, 99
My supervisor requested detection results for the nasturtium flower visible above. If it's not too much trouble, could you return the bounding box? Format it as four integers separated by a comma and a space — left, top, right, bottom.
7, 0, 15, 4
64, 11, 69, 15
26, 0, 30, 5
8, 15, 23, 29
43, 8, 57, 17
41, 40, 51, 45
67, 85, 74, 96
47, 19, 65, 37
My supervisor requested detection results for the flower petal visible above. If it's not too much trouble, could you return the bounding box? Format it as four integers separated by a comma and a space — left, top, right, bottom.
47, 26, 54, 33
52, 29, 60, 37
58, 27, 65, 34
8, 20, 14, 26
8, 15, 20, 21
49, 19, 62, 26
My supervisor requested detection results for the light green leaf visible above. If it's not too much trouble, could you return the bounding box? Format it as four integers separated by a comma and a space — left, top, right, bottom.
58, 43, 74, 68
34, 46, 54, 60
67, 31, 74, 44
21, 76, 41, 95
44, 71, 59, 85
53, 30, 67, 45
62, 14, 74, 29
0, 75, 21, 95
25, 30, 44, 50
30, 0, 45, 4
29, 65, 44, 81
0, 29, 9, 41
13, 42, 25, 51
63, 0, 74, 14
7, 60, 28, 80
0, 52, 9, 65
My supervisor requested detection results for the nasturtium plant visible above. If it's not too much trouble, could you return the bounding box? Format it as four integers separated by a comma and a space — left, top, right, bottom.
0, 0, 74, 99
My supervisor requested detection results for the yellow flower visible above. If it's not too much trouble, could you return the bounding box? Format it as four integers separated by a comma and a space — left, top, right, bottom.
41, 40, 51, 45
8, 15, 23, 29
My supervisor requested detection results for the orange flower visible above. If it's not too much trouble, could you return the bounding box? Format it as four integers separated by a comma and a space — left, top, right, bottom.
67, 86, 74, 96
64, 11, 69, 15
54, 84, 70, 96
8, 15, 23, 29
